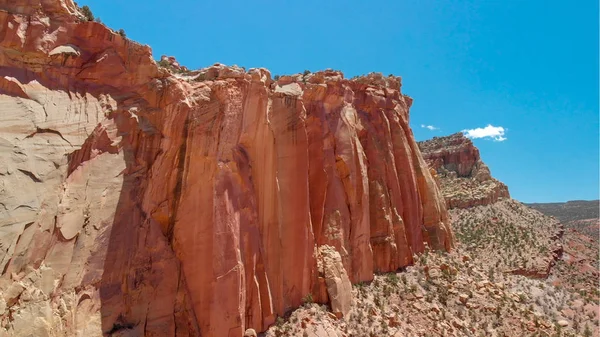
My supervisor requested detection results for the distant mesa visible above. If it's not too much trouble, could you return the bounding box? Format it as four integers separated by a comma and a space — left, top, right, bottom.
527, 199, 599, 241
418, 132, 510, 209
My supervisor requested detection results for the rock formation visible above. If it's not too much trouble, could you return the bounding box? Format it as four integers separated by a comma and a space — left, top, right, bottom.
0, 1, 452, 336
316, 245, 352, 318
419, 133, 563, 278
418, 132, 510, 209
262, 135, 597, 337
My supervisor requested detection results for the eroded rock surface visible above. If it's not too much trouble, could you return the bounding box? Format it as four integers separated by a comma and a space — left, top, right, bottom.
0, 1, 452, 336
317, 245, 352, 318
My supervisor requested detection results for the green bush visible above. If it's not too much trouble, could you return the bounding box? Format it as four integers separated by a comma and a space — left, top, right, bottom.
118, 29, 126, 38
158, 59, 170, 68
81, 5, 94, 21
302, 293, 313, 305
385, 273, 399, 285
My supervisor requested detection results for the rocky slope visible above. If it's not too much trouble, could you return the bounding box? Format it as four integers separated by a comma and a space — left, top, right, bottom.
0, 1, 453, 336
266, 248, 595, 337
419, 133, 597, 332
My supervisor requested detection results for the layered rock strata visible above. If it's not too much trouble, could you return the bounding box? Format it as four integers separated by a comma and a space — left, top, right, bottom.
0, 1, 452, 336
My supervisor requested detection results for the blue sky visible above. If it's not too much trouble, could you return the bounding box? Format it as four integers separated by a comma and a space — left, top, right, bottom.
79, 0, 598, 203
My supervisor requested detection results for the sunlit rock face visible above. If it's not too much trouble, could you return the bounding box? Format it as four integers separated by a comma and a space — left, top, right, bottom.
0, 1, 452, 336
418, 132, 510, 209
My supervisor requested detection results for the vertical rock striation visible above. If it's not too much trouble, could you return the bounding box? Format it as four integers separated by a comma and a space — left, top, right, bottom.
0, 1, 452, 336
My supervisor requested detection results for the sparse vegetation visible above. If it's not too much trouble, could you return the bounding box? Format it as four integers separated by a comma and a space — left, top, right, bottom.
158, 59, 170, 68
264, 244, 596, 336
301, 293, 313, 305
385, 272, 399, 285
80, 5, 94, 21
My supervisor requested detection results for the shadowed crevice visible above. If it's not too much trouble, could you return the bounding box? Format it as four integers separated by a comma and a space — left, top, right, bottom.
17, 169, 42, 183
25, 127, 73, 147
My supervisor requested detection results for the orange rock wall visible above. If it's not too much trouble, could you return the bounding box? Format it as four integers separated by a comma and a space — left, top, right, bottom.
0, 1, 452, 336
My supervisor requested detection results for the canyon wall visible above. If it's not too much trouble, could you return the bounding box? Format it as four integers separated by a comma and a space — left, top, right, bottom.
0, 1, 452, 336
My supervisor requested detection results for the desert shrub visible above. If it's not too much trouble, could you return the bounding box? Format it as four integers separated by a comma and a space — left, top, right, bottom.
158, 59, 170, 68
583, 324, 592, 337
81, 5, 94, 21
374, 294, 382, 308
354, 281, 366, 290
437, 287, 448, 305
380, 283, 387, 294
386, 273, 399, 285
118, 29, 126, 38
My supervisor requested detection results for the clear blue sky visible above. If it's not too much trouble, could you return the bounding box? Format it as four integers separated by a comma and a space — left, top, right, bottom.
79, 0, 598, 203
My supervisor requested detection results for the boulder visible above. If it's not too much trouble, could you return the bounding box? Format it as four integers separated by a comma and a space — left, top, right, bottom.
317, 246, 352, 318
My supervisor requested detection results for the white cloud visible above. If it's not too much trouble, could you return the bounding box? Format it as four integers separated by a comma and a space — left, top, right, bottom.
462, 124, 507, 141
421, 124, 438, 131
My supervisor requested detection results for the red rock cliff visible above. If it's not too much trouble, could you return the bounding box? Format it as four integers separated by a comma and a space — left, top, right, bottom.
0, 2, 452, 336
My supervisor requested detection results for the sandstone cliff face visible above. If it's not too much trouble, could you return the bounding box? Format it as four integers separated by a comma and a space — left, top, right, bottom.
418, 133, 510, 209
259, 135, 595, 337
0, 1, 452, 336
